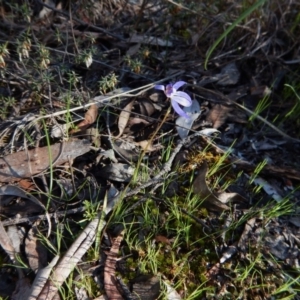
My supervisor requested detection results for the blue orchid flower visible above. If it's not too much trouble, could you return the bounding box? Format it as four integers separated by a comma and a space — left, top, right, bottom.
155, 81, 192, 118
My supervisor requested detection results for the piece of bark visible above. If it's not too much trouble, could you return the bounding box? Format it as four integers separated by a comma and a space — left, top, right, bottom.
104, 231, 125, 300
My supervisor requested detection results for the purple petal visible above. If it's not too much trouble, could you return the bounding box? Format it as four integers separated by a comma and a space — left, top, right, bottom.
171, 99, 190, 118
173, 81, 186, 90
171, 91, 192, 106
154, 85, 165, 91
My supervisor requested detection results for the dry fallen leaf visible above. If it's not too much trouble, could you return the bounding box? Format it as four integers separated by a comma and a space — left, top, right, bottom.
192, 161, 230, 211
37, 216, 101, 300
73, 104, 99, 132
206, 104, 233, 129
139, 99, 156, 116
128, 117, 151, 126
24, 256, 60, 300
116, 100, 134, 138
0, 139, 91, 182
19, 179, 35, 191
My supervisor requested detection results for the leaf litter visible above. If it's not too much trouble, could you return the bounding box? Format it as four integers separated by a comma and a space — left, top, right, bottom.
0, 1, 300, 299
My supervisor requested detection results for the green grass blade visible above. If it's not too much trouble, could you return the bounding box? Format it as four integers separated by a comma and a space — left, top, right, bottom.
204, 0, 268, 69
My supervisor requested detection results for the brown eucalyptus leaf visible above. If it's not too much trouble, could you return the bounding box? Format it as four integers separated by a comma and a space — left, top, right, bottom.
85, 104, 98, 124
0, 139, 91, 182
116, 100, 134, 138
75, 104, 98, 132
139, 99, 156, 116
192, 161, 229, 211
206, 104, 233, 129
19, 179, 35, 191
128, 117, 151, 126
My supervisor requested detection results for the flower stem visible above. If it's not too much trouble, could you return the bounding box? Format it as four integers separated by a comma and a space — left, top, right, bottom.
132, 105, 172, 182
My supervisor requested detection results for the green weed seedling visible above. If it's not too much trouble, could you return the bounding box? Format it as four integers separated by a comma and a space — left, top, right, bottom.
248, 91, 271, 123
75, 47, 96, 68
98, 73, 119, 95
124, 55, 143, 74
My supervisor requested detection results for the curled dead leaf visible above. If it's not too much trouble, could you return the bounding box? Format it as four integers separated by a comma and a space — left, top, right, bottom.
116, 100, 134, 138
139, 99, 156, 116
128, 117, 151, 126
192, 161, 229, 211
70, 104, 98, 133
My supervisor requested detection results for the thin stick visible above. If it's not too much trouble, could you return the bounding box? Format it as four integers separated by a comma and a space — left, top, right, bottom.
32, 72, 183, 122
